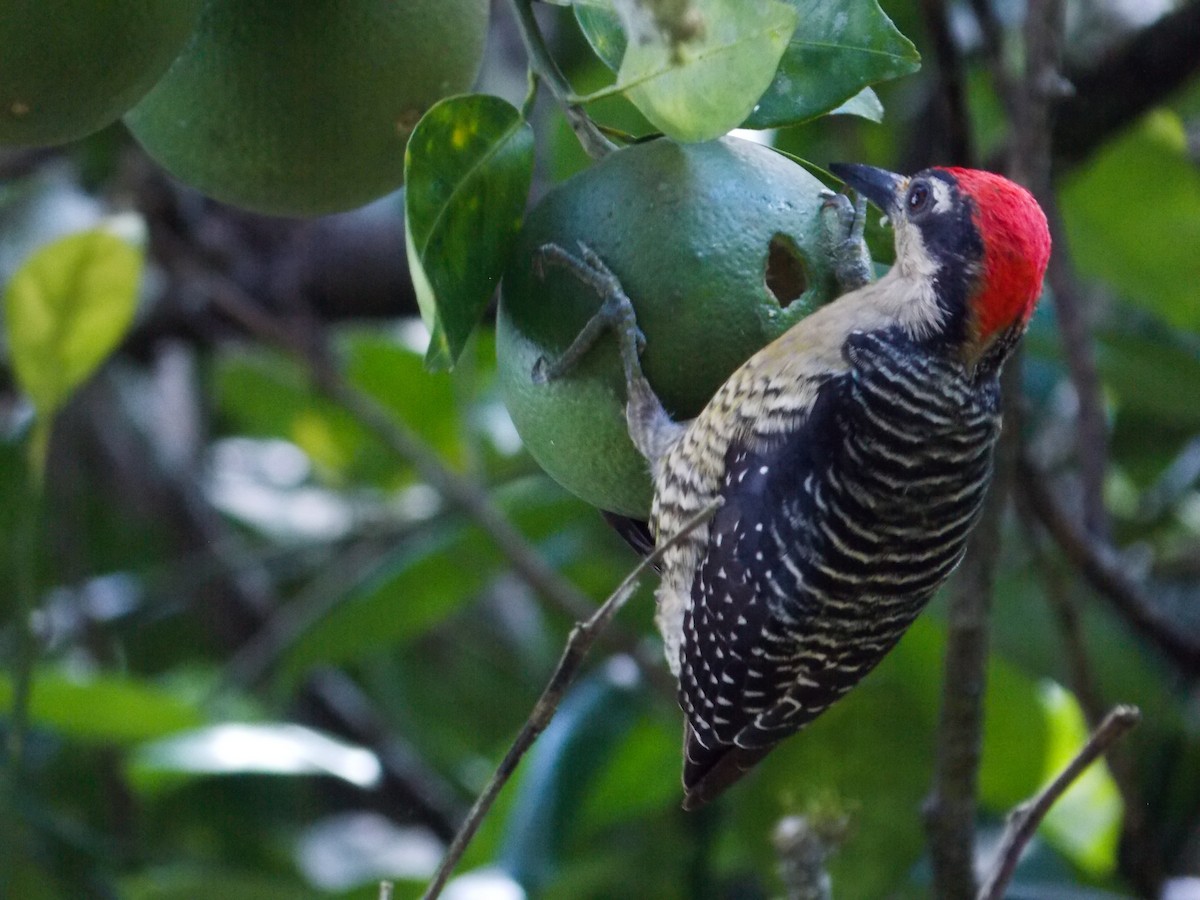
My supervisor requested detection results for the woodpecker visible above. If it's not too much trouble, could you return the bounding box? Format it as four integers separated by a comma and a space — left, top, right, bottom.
534, 163, 1051, 810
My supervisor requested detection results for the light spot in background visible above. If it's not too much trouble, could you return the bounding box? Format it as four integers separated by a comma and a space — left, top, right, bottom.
135, 723, 382, 787
205, 436, 352, 541
295, 812, 443, 890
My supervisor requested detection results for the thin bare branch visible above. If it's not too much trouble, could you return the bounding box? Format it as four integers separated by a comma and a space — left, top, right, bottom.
918, 0, 975, 163
977, 705, 1141, 900
420, 497, 722, 900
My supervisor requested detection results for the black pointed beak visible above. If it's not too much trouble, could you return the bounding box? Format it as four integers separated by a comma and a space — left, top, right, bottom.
829, 163, 906, 216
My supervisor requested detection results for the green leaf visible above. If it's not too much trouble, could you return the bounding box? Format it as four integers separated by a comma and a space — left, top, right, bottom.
0, 669, 201, 745
405, 94, 534, 370
744, 0, 920, 129
575, 5, 626, 71
1098, 327, 1200, 430
1060, 111, 1200, 333
1038, 683, 1123, 877
597, 0, 797, 143
3, 218, 144, 470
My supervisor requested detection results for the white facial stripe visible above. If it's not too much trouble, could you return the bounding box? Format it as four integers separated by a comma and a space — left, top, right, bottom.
930, 178, 953, 214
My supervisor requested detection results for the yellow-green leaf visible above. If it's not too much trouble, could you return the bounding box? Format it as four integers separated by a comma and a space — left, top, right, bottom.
604, 0, 797, 143
3, 219, 144, 468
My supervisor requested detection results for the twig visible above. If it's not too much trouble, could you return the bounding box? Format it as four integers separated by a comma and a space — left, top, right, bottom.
976, 705, 1141, 900
1018, 458, 1200, 673
1016, 506, 1158, 893
925, 365, 1020, 900
508, 0, 616, 160
419, 497, 722, 900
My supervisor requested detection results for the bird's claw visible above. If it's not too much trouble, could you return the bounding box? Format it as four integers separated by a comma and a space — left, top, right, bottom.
821, 191, 873, 294
527, 241, 645, 384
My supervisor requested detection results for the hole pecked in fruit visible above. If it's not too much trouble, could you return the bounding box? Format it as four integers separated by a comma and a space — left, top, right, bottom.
764, 233, 808, 308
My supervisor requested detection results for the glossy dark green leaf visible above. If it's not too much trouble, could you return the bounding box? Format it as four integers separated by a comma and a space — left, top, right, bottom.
0, 670, 201, 744
586, 0, 797, 142
405, 94, 534, 370
744, 0, 920, 129
129, 723, 381, 792
575, 4, 625, 71
1061, 112, 1200, 333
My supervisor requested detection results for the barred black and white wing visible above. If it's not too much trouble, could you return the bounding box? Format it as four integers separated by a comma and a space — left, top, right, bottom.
679, 329, 1001, 809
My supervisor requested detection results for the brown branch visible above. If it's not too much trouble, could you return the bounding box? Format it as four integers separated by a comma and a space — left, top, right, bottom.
918, 0, 976, 164
419, 498, 721, 900
1001, 0, 1110, 541
1053, 0, 1200, 168
1017, 459, 1200, 673
924, 365, 1020, 900
977, 705, 1141, 900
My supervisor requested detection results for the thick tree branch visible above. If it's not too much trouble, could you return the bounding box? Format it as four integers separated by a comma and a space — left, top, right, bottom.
924, 366, 1019, 900
1053, 0, 1200, 168
1001, 0, 1111, 540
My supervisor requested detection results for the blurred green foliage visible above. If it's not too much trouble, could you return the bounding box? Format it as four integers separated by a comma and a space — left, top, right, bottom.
3, 1, 1200, 898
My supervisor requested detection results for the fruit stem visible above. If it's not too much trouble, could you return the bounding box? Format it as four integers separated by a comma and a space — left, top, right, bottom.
508, 0, 616, 159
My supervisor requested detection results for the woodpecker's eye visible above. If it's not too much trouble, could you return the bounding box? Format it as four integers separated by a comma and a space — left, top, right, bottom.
906, 182, 930, 214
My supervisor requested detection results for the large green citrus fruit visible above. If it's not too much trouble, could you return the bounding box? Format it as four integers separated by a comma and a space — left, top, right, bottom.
123, 0, 488, 217
0, 1, 202, 147
497, 136, 840, 518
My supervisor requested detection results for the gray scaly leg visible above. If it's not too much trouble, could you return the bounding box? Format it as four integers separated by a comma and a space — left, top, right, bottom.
820, 191, 873, 293
533, 243, 684, 468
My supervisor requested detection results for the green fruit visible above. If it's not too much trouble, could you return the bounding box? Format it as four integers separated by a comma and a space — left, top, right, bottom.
0, 1, 202, 147
124, 0, 488, 217
498, 136, 840, 518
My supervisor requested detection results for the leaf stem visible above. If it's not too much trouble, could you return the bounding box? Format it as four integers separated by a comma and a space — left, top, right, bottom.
507, 0, 616, 159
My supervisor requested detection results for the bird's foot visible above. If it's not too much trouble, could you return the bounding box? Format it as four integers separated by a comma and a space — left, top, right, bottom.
820, 190, 873, 294
531, 242, 681, 466
531, 242, 646, 385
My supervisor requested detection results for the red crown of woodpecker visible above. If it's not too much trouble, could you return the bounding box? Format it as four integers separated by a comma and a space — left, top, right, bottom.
942, 168, 1052, 343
